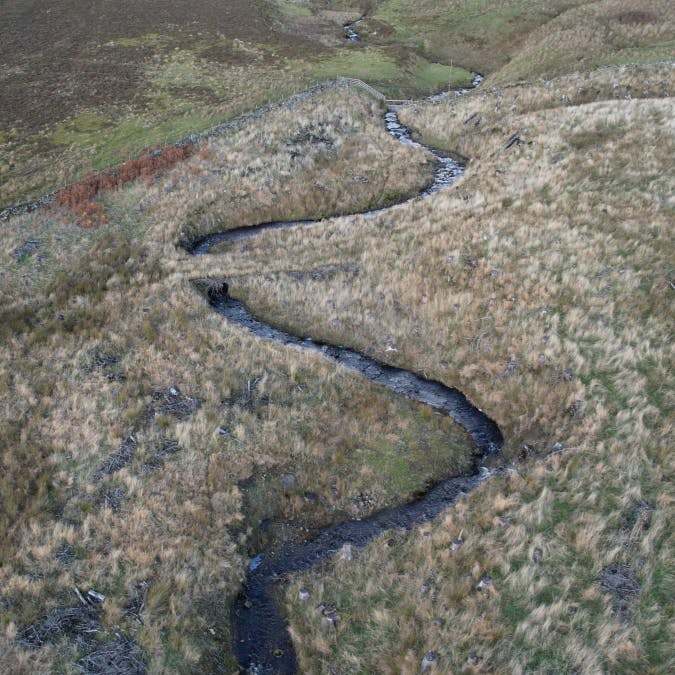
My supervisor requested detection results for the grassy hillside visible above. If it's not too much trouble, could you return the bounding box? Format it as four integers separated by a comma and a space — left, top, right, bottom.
278, 62, 674, 671
0, 0, 673, 672
7, 0, 672, 209
0, 0, 473, 208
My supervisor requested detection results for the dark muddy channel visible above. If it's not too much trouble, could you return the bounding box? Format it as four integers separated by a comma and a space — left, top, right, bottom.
205, 284, 501, 673
185, 104, 466, 255
189, 79, 502, 673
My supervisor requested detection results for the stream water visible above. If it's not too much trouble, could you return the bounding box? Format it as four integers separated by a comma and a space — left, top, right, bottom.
187, 103, 467, 254
343, 16, 364, 42
189, 77, 502, 673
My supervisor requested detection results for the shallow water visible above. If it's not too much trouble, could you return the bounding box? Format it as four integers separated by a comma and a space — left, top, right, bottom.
189, 76, 501, 673
187, 105, 465, 254
343, 16, 364, 42
204, 281, 501, 673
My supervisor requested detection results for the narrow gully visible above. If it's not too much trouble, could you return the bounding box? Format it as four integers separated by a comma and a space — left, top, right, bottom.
188, 76, 503, 673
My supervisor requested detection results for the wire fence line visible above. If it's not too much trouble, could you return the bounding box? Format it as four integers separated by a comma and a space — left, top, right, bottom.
0, 77, 388, 222
3, 59, 669, 221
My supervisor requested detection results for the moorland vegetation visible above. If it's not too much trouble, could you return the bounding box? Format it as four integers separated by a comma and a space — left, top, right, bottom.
0, 0, 673, 672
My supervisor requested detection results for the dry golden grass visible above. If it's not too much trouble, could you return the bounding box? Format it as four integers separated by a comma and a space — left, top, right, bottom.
164, 91, 433, 246
0, 87, 469, 673
251, 64, 671, 672
0, 25, 672, 675
488, 0, 675, 84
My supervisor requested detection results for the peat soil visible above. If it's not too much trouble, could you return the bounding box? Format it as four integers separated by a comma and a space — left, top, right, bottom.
189, 79, 504, 672
0, 0, 310, 134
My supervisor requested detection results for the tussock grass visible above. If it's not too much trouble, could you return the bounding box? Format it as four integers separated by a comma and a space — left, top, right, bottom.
260, 64, 672, 672
0, 86, 471, 672
1, 7, 673, 671
140, 88, 435, 246
489, 0, 675, 84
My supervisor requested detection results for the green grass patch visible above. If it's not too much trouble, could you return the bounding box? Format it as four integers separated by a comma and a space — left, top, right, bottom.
589, 40, 675, 69
51, 113, 114, 147
148, 51, 224, 96
362, 444, 418, 495
548, 497, 574, 529
413, 61, 473, 91
308, 47, 472, 96
535, 585, 559, 605
567, 124, 624, 150
500, 589, 528, 624
641, 600, 671, 667
647, 563, 673, 609
310, 47, 401, 83
635, 357, 668, 410
51, 110, 210, 172
109, 32, 175, 49
524, 645, 571, 672
276, 0, 313, 18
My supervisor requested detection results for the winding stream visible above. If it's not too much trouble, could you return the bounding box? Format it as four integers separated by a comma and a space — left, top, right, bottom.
343, 16, 364, 42
186, 106, 466, 255
189, 79, 503, 673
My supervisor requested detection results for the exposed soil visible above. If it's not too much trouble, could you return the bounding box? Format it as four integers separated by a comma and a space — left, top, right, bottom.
600, 563, 640, 620
19, 602, 146, 673
613, 10, 660, 25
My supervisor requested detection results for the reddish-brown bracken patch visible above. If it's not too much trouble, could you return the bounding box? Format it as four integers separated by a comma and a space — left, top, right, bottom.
55, 144, 194, 227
